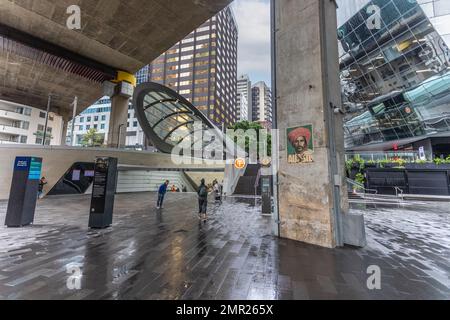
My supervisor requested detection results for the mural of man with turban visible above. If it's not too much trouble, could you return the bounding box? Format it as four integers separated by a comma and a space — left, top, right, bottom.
287, 125, 314, 164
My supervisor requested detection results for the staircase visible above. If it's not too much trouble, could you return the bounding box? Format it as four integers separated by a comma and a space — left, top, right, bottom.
233, 164, 261, 195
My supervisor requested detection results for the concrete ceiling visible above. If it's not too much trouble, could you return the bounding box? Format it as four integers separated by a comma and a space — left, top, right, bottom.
0, 0, 233, 117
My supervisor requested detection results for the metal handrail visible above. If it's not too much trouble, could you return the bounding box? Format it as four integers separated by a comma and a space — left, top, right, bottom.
346, 178, 378, 195
394, 187, 404, 201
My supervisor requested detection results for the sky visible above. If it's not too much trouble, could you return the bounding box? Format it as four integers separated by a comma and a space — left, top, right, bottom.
231, 0, 272, 87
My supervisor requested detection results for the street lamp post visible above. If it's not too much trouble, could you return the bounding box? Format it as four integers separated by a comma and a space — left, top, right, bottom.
70, 96, 78, 146
42, 94, 52, 146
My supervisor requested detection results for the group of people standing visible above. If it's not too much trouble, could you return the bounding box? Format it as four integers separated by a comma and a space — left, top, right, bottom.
156, 179, 223, 221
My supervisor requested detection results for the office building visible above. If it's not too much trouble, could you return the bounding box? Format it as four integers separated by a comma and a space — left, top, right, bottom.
148, 6, 239, 128
251, 81, 273, 128
69, 98, 147, 149
237, 74, 252, 121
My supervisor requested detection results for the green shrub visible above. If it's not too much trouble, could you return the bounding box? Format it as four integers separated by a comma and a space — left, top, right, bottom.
355, 173, 365, 186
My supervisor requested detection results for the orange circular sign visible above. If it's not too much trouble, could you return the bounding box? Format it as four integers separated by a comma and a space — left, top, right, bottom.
234, 158, 246, 170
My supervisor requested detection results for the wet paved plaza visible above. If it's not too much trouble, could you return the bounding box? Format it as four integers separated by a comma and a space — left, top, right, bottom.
0, 193, 448, 300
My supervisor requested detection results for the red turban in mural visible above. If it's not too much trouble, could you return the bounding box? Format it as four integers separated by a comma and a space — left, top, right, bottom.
288, 127, 311, 146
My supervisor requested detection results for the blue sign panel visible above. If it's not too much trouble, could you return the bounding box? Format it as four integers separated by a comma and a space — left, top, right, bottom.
14, 157, 30, 171
28, 158, 42, 180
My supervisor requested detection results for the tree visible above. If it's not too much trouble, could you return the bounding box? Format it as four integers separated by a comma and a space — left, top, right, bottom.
228, 121, 272, 158
81, 128, 104, 147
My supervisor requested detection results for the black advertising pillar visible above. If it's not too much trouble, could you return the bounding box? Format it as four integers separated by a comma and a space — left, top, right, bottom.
260, 161, 273, 215
5, 157, 42, 227
89, 157, 118, 229
261, 176, 272, 214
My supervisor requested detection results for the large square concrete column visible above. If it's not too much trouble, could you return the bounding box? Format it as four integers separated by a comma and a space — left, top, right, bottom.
107, 94, 129, 148
60, 114, 69, 146
274, 0, 350, 248
106, 79, 135, 148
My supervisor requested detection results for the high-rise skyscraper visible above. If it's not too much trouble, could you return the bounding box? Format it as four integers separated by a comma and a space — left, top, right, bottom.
237, 74, 252, 121
147, 6, 238, 128
252, 81, 273, 128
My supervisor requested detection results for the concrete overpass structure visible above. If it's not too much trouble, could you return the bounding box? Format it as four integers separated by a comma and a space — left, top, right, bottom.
0, 0, 232, 146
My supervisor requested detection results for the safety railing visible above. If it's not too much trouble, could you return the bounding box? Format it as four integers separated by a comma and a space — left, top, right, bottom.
346, 178, 378, 198
394, 186, 404, 202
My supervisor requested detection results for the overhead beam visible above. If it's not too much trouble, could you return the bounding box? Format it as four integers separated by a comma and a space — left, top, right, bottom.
0, 23, 117, 79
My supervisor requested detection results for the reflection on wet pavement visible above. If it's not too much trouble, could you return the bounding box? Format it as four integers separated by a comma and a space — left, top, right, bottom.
0, 193, 448, 300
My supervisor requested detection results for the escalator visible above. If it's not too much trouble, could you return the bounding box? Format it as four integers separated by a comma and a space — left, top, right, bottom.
47, 162, 95, 196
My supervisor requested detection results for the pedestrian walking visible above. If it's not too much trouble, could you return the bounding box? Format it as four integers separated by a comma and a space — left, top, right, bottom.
197, 179, 209, 221
213, 181, 222, 203
157, 180, 170, 209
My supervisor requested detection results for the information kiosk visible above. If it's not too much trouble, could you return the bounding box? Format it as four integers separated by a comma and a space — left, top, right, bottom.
5, 157, 42, 227
88, 157, 118, 228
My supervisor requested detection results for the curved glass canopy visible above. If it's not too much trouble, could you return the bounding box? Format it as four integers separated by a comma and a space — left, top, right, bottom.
132, 82, 217, 154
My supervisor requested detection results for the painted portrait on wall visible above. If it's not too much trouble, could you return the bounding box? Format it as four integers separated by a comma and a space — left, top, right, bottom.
286, 124, 314, 164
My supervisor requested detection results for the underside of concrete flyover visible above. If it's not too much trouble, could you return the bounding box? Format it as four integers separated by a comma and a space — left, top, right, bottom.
0, 0, 232, 116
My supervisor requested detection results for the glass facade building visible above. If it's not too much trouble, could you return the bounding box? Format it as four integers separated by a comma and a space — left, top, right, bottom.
147, 6, 238, 128
337, 0, 450, 155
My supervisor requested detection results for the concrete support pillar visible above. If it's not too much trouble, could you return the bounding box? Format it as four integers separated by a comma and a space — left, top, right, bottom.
107, 94, 129, 148
274, 0, 351, 248
60, 115, 69, 146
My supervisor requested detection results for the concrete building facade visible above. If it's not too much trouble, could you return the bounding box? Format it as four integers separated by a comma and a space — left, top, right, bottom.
251, 81, 273, 128
69, 98, 147, 149
0, 99, 63, 146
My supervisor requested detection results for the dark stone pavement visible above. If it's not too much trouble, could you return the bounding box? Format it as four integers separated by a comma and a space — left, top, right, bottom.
0, 193, 448, 300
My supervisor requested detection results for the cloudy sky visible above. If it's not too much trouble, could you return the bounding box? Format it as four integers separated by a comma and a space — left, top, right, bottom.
231, 0, 272, 87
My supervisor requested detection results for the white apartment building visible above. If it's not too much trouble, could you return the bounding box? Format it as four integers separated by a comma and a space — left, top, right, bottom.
0, 99, 63, 146
237, 74, 252, 121
69, 97, 147, 148
251, 81, 273, 128
239, 94, 249, 122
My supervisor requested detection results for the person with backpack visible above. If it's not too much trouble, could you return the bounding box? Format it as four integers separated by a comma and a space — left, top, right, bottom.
38, 177, 47, 199
157, 180, 169, 209
197, 179, 209, 220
